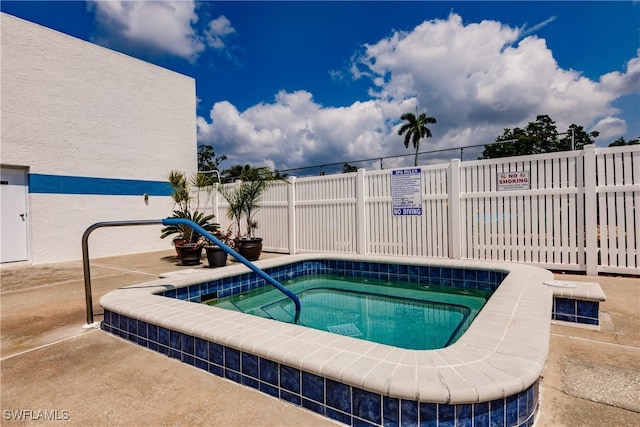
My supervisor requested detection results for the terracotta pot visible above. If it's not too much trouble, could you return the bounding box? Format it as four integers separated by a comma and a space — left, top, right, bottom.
205, 246, 228, 268
235, 238, 263, 261
175, 243, 203, 266
172, 238, 187, 258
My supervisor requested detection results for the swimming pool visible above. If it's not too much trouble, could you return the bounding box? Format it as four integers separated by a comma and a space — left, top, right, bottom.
205, 274, 491, 350
100, 254, 553, 426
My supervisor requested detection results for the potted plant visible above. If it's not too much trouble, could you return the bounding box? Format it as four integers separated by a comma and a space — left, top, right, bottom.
218, 166, 281, 261
161, 170, 219, 265
200, 226, 235, 268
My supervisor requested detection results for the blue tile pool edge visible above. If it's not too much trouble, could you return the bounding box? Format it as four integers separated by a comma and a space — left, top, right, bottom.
99, 254, 554, 427
102, 311, 539, 427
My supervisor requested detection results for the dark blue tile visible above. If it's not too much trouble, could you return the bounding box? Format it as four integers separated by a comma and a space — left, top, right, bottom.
225, 347, 240, 371
455, 404, 472, 427
438, 404, 455, 427
326, 379, 351, 413
441, 267, 452, 279
259, 382, 279, 398
452, 268, 464, 280
241, 375, 259, 390
194, 358, 207, 371
326, 408, 351, 425
400, 400, 418, 426
353, 387, 381, 424
418, 402, 437, 427
383, 397, 399, 427
518, 388, 530, 424
127, 317, 137, 334
176, 286, 188, 300
259, 357, 279, 385
281, 390, 301, 405
181, 334, 194, 355
489, 398, 505, 427
209, 342, 224, 365
353, 418, 377, 427
280, 365, 300, 393
577, 301, 599, 318
148, 324, 158, 343
554, 313, 576, 322
302, 371, 324, 402
225, 369, 241, 383
208, 364, 223, 377
182, 354, 194, 365
477, 269, 490, 283
195, 338, 208, 360
302, 398, 325, 416
506, 395, 518, 426
168, 330, 180, 350
474, 401, 489, 426
555, 298, 576, 316
578, 317, 599, 325
241, 352, 259, 378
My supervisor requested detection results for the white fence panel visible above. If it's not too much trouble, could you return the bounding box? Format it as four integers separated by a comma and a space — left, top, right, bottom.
595, 146, 639, 274
210, 145, 638, 276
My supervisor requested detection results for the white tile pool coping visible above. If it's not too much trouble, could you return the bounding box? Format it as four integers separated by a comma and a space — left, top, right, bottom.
100, 254, 554, 404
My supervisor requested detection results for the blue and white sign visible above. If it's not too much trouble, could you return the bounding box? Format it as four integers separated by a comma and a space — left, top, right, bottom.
391, 168, 422, 216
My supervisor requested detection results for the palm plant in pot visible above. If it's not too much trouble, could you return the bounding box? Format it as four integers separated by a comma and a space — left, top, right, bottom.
161, 170, 219, 265
218, 166, 280, 261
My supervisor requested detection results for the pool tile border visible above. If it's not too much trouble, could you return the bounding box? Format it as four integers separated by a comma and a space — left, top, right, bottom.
100, 254, 553, 427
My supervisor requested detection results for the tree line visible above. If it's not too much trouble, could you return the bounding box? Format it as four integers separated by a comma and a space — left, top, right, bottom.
198, 113, 638, 178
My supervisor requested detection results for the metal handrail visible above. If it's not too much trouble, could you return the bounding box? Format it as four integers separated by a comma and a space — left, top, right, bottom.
82, 219, 163, 326
162, 218, 302, 314
82, 218, 301, 327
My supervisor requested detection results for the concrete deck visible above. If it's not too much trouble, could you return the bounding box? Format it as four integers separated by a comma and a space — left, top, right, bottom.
1, 250, 638, 426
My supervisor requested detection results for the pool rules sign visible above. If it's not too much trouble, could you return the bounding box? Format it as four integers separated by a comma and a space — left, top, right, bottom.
392, 168, 422, 216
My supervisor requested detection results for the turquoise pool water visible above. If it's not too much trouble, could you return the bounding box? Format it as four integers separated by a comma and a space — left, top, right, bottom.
205, 274, 489, 350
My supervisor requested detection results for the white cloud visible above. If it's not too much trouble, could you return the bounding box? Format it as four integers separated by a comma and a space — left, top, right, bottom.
205, 15, 235, 49
199, 13, 638, 172
89, 1, 234, 61
592, 117, 627, 140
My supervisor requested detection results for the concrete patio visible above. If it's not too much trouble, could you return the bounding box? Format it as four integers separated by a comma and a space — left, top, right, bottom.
1, 250, 638, 426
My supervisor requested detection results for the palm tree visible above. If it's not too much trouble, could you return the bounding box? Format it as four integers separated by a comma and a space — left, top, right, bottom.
397, 111, 437, 166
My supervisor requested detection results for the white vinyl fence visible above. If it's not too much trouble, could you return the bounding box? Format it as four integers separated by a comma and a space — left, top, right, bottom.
209, 145, 639, 276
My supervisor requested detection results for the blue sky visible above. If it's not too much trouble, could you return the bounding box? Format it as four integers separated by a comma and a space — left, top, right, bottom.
2, 1, 639, 174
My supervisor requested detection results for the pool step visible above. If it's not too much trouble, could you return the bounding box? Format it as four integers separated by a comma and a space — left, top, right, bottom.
544, 280, 606, 329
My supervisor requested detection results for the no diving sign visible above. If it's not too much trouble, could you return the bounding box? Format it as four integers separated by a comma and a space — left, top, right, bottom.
392, 168, 422, 216
497, 171, 530, 191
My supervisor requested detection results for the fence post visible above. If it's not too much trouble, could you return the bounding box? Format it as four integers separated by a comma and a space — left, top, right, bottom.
583, 145, 598, 275
288, 176, 297, 254
356, 168, 367, 254
448, 159, 462, 259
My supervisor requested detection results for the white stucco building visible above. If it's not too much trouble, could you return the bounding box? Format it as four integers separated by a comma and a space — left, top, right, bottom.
1, 13, 197, 264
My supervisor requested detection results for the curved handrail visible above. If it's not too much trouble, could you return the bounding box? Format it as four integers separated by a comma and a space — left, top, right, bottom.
82, 218, 301, 328
82, 219, 164, 326
162, 218, 301, 314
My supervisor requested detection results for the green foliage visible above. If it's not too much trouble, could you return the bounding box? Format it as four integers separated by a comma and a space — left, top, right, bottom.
162, 170, 218, 243
397, 111, 437, 166
160, 210, 219, 243
218, 166, 284, 238
197, 144, 227, 173
481, 115, 599, 159
608, 136, 639, 147
342, 163, 358, 173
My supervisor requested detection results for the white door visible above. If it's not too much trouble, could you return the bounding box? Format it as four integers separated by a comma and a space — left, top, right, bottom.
1, 167, 28, 263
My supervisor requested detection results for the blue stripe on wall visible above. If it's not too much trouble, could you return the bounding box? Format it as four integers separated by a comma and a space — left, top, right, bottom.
28, 174, 172, 196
